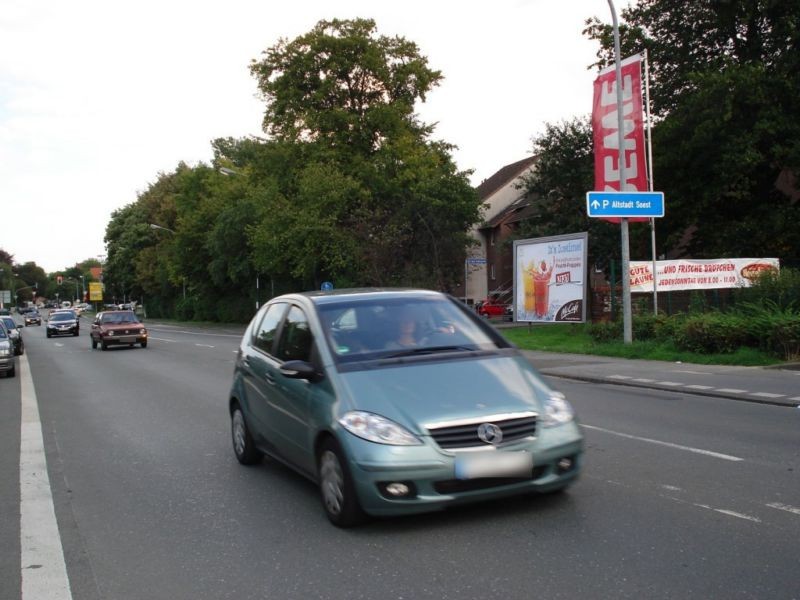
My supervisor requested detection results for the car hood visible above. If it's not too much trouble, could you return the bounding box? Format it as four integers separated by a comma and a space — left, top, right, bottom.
101, 323, 143, 332
334, 352, 554, 435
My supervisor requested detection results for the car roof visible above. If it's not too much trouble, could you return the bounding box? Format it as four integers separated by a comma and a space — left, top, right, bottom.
276, 288, 445, 307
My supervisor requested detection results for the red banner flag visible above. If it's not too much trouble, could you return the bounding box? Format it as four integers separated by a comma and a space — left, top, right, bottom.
592, 54, 648, 223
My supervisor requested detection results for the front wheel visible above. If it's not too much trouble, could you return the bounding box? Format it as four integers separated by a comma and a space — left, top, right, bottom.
140, 340, 147, 348
318, 438, 365, 528
91, 337, 97, 349
231, 405, 262, 465
7, 364, 15, 378
101, 341, 108, 351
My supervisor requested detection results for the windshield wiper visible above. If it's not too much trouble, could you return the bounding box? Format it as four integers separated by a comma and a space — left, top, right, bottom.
383, 345, 476, 359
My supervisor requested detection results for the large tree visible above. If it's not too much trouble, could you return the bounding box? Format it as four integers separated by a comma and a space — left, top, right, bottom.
584, 0, 800, 259
245, 18, 480, 289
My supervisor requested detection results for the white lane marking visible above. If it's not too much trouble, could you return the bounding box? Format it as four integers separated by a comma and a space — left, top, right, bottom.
581, 424, 744, 462
195, 344, 215, 348
660, 484, 683, 492
607, 375, 632, 380
711, 509, 761, 523
686, 385, 714, 390
147, 327, 240, 339
632, 378, 655, 383
54, 343, 64, 348
750, 392, 786, 398
657, 381, 684, 387
716, 388, 746, 394
148, 337, 176, 343
674, 370, 713, 375
790, 396, 800, 401
19, 353, 73, 599
766, 503, 800, 517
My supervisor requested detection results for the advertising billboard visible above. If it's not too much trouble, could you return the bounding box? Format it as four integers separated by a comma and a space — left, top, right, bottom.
513, 232, 588, 323
628, 258, 780, 292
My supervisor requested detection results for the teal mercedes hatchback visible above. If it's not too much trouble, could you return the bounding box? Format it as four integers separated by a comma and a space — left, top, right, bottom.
228, 289, 583, 526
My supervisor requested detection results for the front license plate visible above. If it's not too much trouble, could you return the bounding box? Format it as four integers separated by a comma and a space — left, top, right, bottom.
455, 451, 532, 480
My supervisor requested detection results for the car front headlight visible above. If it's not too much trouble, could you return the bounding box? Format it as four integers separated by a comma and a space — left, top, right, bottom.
339, 411, 422, 446
541, 391, 575, 427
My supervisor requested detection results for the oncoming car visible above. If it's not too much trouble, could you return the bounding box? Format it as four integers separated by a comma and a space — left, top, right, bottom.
228, 289, 583, 527
90, 311, 147, 350
46, 310, 80, 337
0, 320, 15, 377
24, 311, 42, 326
0, 316, 24, 355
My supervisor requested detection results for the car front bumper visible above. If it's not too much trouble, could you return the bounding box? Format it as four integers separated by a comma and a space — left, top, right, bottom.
47, 325, 79, 336
100, 334, 147, 346
0, 355, 14, 373
343, 422, 584, 517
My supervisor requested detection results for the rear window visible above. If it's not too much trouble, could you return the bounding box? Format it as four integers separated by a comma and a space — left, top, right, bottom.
51, 313, 75, 322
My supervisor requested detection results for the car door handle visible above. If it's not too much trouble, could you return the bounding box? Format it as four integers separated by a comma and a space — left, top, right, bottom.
264, 373, 276, 385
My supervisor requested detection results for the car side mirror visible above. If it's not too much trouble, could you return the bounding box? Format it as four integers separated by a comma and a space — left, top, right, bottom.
280, 360, 322, 382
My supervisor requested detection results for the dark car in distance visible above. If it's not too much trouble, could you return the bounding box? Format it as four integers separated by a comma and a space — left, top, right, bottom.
90, 311, 147, 350
46, 311, 80, 337
24, 311, 42, 326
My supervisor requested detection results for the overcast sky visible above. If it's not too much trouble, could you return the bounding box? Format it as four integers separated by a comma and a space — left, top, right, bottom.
1, 0, 609, 273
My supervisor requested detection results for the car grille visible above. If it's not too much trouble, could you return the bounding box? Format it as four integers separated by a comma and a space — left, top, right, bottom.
426, 413, 538, 449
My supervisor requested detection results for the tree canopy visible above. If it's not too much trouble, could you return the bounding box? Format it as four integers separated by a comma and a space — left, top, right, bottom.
102, 19, 481, 321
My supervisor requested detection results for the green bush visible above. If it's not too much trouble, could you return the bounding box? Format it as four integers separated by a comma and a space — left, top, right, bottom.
674, 312, 752, 354
732, 267, 800, 310
588, 320, 622, 343
735, 300, 800, 359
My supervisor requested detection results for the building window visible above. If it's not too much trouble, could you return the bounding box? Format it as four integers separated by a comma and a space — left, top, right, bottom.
491, 264, 496, 280
490, 230, 495, 246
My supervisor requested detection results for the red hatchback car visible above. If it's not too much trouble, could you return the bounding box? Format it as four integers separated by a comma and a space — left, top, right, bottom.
477, 299, 510, 318
90, 311, 148, 350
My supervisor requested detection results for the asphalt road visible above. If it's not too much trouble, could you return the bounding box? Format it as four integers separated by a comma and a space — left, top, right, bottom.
1, 313, 798, 600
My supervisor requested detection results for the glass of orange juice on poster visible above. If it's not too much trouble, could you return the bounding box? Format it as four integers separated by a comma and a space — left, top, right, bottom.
533, 260, 553, 317
523, 261, 536, 313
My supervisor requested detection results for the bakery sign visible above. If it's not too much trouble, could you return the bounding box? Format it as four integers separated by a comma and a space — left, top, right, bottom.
628, 258, 780, 293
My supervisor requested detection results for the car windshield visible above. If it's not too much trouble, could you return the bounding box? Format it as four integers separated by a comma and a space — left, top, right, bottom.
51, 312, 75, 322
102, 313, 138, 324
317, 295, 506, 363
1, 317, 17, 330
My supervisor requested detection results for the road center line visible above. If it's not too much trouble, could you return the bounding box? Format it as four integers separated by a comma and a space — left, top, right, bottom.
581, 424, 744, 462
19, 353, 73, 599
766, 502, 800, 516
195, 344, 215, 348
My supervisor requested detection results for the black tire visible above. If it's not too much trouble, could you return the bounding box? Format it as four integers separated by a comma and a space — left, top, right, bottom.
317, 437, 365, 528
231, 404, 262, 465
141, 341, 147, 348
101, 341, 108, 351
73, 330, 79, 336
8, 364, 15, 378
46, 331, 51, 338
91, 337, 97, 349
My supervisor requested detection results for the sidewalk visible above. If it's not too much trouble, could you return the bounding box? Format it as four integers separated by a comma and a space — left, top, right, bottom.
523, 350, 800, 408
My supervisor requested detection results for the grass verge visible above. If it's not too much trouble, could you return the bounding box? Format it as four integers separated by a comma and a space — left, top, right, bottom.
500, 323, 782, 367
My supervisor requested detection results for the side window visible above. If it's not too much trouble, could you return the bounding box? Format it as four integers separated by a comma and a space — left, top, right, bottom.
253, 303, 287, 355
276, 306, 313, 363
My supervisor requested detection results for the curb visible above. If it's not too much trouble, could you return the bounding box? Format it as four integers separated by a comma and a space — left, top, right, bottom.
538, 370, 800, 409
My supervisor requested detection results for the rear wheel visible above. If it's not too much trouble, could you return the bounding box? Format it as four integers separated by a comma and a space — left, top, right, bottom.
317, 437, 365, 528
231, 404, 262, 465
